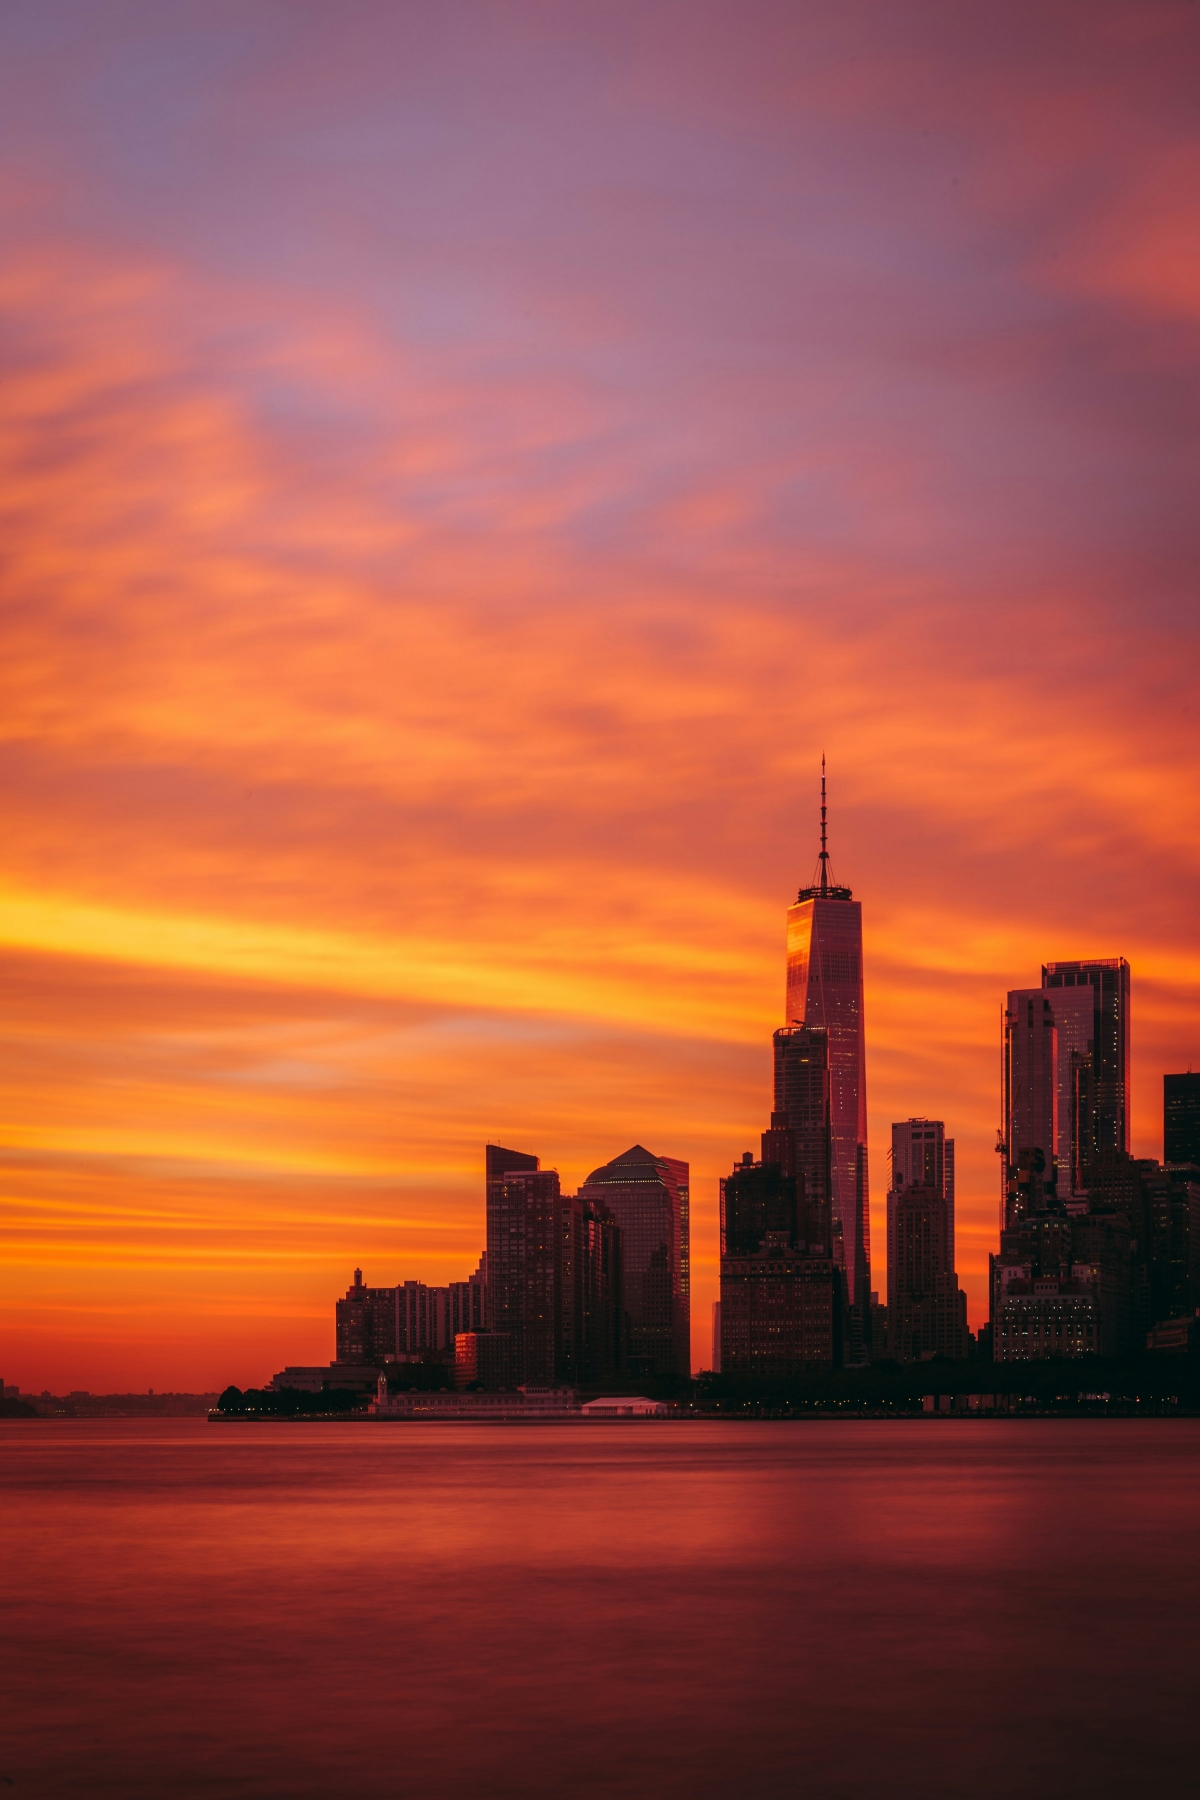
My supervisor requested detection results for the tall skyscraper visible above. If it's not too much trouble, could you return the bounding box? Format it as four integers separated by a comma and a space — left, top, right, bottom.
784, 762, 870, 1324
485, 1152, 561, 1383
1002, 990, 1058, 1221
1042, 958, 1130, 1173
485, 1142, 541, 1341
1165, 1073, 1200, 1167
886, 1120, 966, 1362
579, 1145, 690, 1377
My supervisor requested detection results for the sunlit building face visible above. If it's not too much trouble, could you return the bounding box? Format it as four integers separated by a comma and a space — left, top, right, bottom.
785, 893, 869, 1312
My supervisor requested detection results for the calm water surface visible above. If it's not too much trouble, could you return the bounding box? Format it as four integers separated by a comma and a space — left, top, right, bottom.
1, 1419, 1197, 1798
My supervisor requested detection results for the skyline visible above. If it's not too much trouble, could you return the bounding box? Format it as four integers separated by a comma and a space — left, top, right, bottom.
3, 1, 1199, 1391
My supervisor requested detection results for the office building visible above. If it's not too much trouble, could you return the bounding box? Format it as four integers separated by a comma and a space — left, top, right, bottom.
485, 1142, 542, 1342
886, 1120, 966, 1362
1165, 1073, 1200, 1168
484, 1146, 624, 1386
1002, 990, 1058, 1222
486, 1161, 563, 1383
784, 763, 870, 1334
579, 1194, 623, 1385
579, 1145, 690, 1378
889, 1118, 955, 1250
718, 1236, 839, 1376
1042, 958, 1131, 1178
718, 1025, 839, 1376
886, 1180, 967, 1361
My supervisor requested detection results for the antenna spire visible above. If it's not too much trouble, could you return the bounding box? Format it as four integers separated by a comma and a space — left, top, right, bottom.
819, 753, 828, 896
796, 755, 851, 902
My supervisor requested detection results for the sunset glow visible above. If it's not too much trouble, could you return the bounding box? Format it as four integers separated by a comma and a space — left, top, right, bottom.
2, 2, 1198, 1389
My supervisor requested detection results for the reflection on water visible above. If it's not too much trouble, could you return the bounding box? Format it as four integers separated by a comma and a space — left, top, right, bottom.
2, 1420, 1197, 1798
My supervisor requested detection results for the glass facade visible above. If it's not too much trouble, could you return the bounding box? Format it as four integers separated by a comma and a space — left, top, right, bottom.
1164, 1073, 1200, 1167
1003, 991, 1058, 1221
1042, 958, 1130, 1166
578, 1145, 690, 1378
785, 896, 869, 1309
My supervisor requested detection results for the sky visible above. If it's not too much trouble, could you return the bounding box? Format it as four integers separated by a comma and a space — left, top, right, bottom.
2, 0, 1198, 1391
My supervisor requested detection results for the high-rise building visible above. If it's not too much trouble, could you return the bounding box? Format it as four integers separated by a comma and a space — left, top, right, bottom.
784, 763, 870, 1328
1165, 1073, 1200, 1167
1002, 991, 1058, 1222
887, 1118, 964, 1362
719, 1149, 839, 1375
886, 1178, 967, 1362
579, 1195, 623, 1385
484, 1146, 624, 1386
718, 1025, 839, 1376
578, 1145, 690, 1378
767, 1025, 833, 1246
889, 1119, 955, 1250
1042, 958, 1130, 1175
486, 1161, 562, 1383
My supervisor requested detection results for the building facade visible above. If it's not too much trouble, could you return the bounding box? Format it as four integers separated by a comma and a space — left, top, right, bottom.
718, 1023, 840, 1376
1003, 990, 1059, 1222
886, 1179, 967, 1362
1042, 958, 1131, 1176
579, 1145, 690, 1378
335, 1269, 400, 1363
1165, 1072, 1200, 1168
784, 767, 870, 1337
889, 1118, 955, 1251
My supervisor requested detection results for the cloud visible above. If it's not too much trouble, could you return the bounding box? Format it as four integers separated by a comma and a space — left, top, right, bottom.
1, 5, 1198, 1384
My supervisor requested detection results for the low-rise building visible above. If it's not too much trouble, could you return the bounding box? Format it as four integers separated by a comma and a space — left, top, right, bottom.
371, 1379, 579, 1419
580, 1396, 670, 1417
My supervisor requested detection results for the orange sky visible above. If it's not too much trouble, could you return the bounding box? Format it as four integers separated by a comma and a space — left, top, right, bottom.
2, 2, 1198, 1390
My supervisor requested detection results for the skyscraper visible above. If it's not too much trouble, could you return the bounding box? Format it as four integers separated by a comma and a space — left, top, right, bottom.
485, 1153, 561, 1383
1002, 990, 1058, 1221
784, 763, 870, 1327
1041, 958, 1131, 1175
485, 1141, 541, 1342
888, 1118, 955, 1250
886, 1120, 966, 1362
1165, 1073, 1200, 1167
578, 1145, 690, 1378
718, 1024, 839, 1376
886, 1186, 968, 1361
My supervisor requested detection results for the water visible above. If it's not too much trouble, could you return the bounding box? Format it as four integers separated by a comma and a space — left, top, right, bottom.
1, 1419, 1197, 1798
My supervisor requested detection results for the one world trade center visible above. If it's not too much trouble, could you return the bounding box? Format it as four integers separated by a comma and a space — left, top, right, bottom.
785, 762, 871, 1353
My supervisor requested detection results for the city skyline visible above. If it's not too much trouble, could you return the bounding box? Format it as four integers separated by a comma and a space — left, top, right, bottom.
2, 4, 1198, 1394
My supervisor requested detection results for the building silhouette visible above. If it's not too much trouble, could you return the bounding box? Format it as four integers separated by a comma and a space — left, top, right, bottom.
579, 1145, 690, 1378
482, 1144, 624, 1387
1002, 990, 1059, 1220
886, 1120, 966, 1362
1042, 958, 1131, 1185
1165, 1073, 1200, 1168
784, 761, 870, 1355
889, 1118, 956, 1250
718, 1025, 839, 1375
886, 1186, 967, 1363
